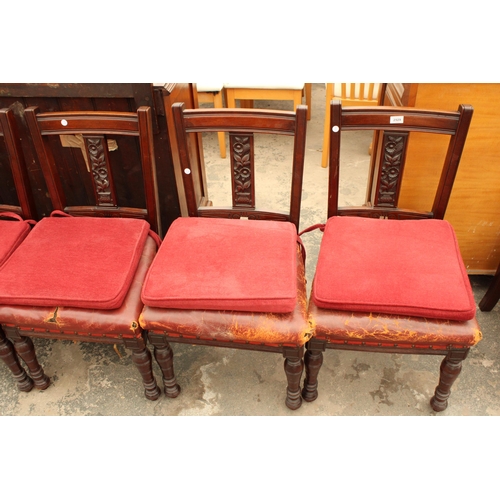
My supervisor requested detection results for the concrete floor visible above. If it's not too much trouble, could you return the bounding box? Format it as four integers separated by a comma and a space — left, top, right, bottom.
1, 83, 499, 417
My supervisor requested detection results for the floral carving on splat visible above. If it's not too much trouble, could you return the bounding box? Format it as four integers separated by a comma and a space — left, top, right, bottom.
87, 137, 115, 206
231, 135, 254, 207
376, 133, 408, 207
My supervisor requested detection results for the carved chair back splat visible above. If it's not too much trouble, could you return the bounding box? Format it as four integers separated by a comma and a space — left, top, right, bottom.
0, 106, 165, 401
302, 100, 480, 413
140, 103, 310, 410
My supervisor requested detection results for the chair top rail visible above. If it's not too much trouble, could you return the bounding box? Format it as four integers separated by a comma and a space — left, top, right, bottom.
180, 106, 303, 135
336, 104, 471, 134
25, 107, 142, 136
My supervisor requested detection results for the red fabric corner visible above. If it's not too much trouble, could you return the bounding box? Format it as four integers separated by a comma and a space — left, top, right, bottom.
141, 217, 298, 313
0, 220, 31, 268
312, 217, 477, 321
0, 217, 150, 310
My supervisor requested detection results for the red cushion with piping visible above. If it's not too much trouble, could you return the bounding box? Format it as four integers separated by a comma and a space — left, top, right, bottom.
141, 217, 298, 313
312, 217, 476, 321
0, 216, 150, 310
0, 220, 31, 268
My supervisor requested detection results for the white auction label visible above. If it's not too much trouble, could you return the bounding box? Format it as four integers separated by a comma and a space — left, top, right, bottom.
390, 116, 404, 124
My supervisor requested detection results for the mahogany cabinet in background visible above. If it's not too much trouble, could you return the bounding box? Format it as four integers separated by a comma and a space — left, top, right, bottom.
0, 83, 208, 237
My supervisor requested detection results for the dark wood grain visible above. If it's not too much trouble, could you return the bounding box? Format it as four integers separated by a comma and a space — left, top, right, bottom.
0, 327, 34, 392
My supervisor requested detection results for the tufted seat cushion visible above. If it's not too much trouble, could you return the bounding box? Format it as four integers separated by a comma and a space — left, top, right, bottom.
0, 220, 31, 268
312, 217, 476, 321
0, 216, 150, 310
141, 217, 298, 313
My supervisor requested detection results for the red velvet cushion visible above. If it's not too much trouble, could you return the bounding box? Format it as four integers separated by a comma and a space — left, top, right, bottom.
312, 217, 476, 321
0, 217, 150, 310
0, 220, 31, 268
141, 217, 298, 313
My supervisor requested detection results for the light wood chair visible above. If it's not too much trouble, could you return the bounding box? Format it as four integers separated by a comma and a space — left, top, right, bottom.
224, 83, 312, 121
321, 83, 383, 167
196, 83, 226, 158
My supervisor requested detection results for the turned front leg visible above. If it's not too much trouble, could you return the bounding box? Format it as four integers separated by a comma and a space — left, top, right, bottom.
0, 330, 34, 392
430, 350, 468, 412
153, 343, 180, 398
12, 336, 50, 390
283, 346, 304, 410
302, 339, 325, 403
130, 346, 161, 401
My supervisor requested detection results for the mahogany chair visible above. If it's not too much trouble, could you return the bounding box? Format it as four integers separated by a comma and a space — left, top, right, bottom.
0, 107, 40, 392
140, 103, 310, 409
0, 106, 165, 400
302, 100, 481, 412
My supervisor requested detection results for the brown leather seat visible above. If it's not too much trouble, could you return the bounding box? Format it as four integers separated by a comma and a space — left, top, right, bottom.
141, 245, 311, 347
309, 300, 481, 349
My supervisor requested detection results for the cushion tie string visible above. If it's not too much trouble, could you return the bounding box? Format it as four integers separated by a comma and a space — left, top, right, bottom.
297, 224, 326, 271
0, 212, 37, 226
296, 234, 306, 265
50, 210, 72, 218
299, 223, 326, 237
49, 210, 162, 248
148, 230, 162, 248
